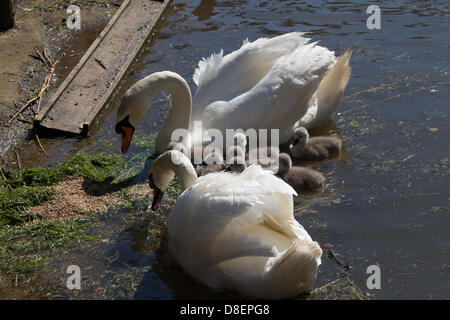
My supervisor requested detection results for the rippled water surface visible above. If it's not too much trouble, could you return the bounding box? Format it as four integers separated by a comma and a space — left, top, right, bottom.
12, 0, 450, 299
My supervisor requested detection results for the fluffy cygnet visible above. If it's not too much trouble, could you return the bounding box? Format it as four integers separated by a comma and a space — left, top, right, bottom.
276, 153, 325, 190
167, 141, 222, 163
233, 132, 248, 151
290, 127, 342, 161
195, 152, 226, 177
232, 132, 279, 170
227, 156, 247, 173
224, 144, 246, 173
168, 141, 225, 177
227, 145, 246, 160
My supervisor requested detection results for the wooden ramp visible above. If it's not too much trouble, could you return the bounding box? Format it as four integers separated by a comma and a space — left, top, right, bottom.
35, 0, 170, 135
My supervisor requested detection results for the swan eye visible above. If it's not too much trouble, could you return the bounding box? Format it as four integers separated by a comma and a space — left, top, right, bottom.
115, 115, 134, 134
292, 138, 299, 146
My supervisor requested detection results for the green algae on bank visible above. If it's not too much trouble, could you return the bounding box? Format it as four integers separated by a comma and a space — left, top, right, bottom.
0, 132, 184, 299
0, 152, 127, 294
0, 152, 123, 226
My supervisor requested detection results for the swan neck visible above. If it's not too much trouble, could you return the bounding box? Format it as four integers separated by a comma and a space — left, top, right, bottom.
175, 166, 198, 191
168, 151, 198, 191
155, 73, 192, 155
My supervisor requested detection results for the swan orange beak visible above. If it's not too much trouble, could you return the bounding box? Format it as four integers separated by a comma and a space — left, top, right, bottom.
120, 127, 134, 154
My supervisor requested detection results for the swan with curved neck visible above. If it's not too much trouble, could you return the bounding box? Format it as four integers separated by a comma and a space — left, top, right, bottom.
116, 33, 352, 155
148, 150, 323, 299
148, 149, 197, 210
116, 71, 192, 154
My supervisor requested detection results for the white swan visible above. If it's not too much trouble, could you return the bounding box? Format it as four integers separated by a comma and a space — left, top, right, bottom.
148, 150, 323, 299
116, 32, 352, 154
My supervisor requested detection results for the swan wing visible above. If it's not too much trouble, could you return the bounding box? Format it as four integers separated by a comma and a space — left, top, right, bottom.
168, 165, 319, 294
192, 32, 309, 116
168, 166, 300, 265
296, 49, 352, 128
201, 42, 336, 141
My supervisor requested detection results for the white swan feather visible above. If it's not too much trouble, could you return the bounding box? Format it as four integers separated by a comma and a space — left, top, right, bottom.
151, 154, 323, 299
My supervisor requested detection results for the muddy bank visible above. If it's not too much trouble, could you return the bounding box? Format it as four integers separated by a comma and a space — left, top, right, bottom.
0, 0, 124, 167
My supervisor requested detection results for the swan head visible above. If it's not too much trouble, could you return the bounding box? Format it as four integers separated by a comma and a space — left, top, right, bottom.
115, 114, 135, 154
115, 85, 148, 153
148, 151, 178, 210
277, 153, 292, 176
116, 71, 192, 154
291, 127, 309, 148
148, 150, 197, 210
148, 167, 174, 211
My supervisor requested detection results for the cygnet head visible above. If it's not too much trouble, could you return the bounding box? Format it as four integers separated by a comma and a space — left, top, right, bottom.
277, 153, 292, 176
203, 149, 224, 165
233, 132, 248, 150
227, 145, 245, 160
292, 127, 309, 148
228, 156, 246, 173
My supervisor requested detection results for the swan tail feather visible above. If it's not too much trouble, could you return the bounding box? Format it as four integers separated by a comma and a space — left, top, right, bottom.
297, 49, 352, 129
260, 239, 322, 297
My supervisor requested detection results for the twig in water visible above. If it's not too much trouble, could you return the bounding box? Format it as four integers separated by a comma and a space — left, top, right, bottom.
312, 279, 340, 293
345, 276, 373, 299
401, 154, 414, 163
339, 87, 425, 116
35, 134, 49, 156
343, 82, 395, 100
33, 47, 46, 64
15, 151, 22, 170
327, 249, 350, 270
43, 47, 55, 68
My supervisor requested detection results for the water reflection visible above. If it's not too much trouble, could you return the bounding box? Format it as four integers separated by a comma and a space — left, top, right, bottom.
192, 0, 218, 21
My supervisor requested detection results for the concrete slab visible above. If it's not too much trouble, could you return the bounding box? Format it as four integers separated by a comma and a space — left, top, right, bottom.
35, 0, 170, 135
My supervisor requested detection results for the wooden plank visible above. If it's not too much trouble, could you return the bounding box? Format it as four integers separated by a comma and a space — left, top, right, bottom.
0, 0, 14, 30
35, 0, 170, 135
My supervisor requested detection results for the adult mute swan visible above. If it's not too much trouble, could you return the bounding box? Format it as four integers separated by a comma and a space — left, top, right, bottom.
148, 150, 322, 299
116, 32, 352, 155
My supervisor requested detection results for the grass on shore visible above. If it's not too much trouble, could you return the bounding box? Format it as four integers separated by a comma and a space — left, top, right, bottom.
0, 152, 124, 288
